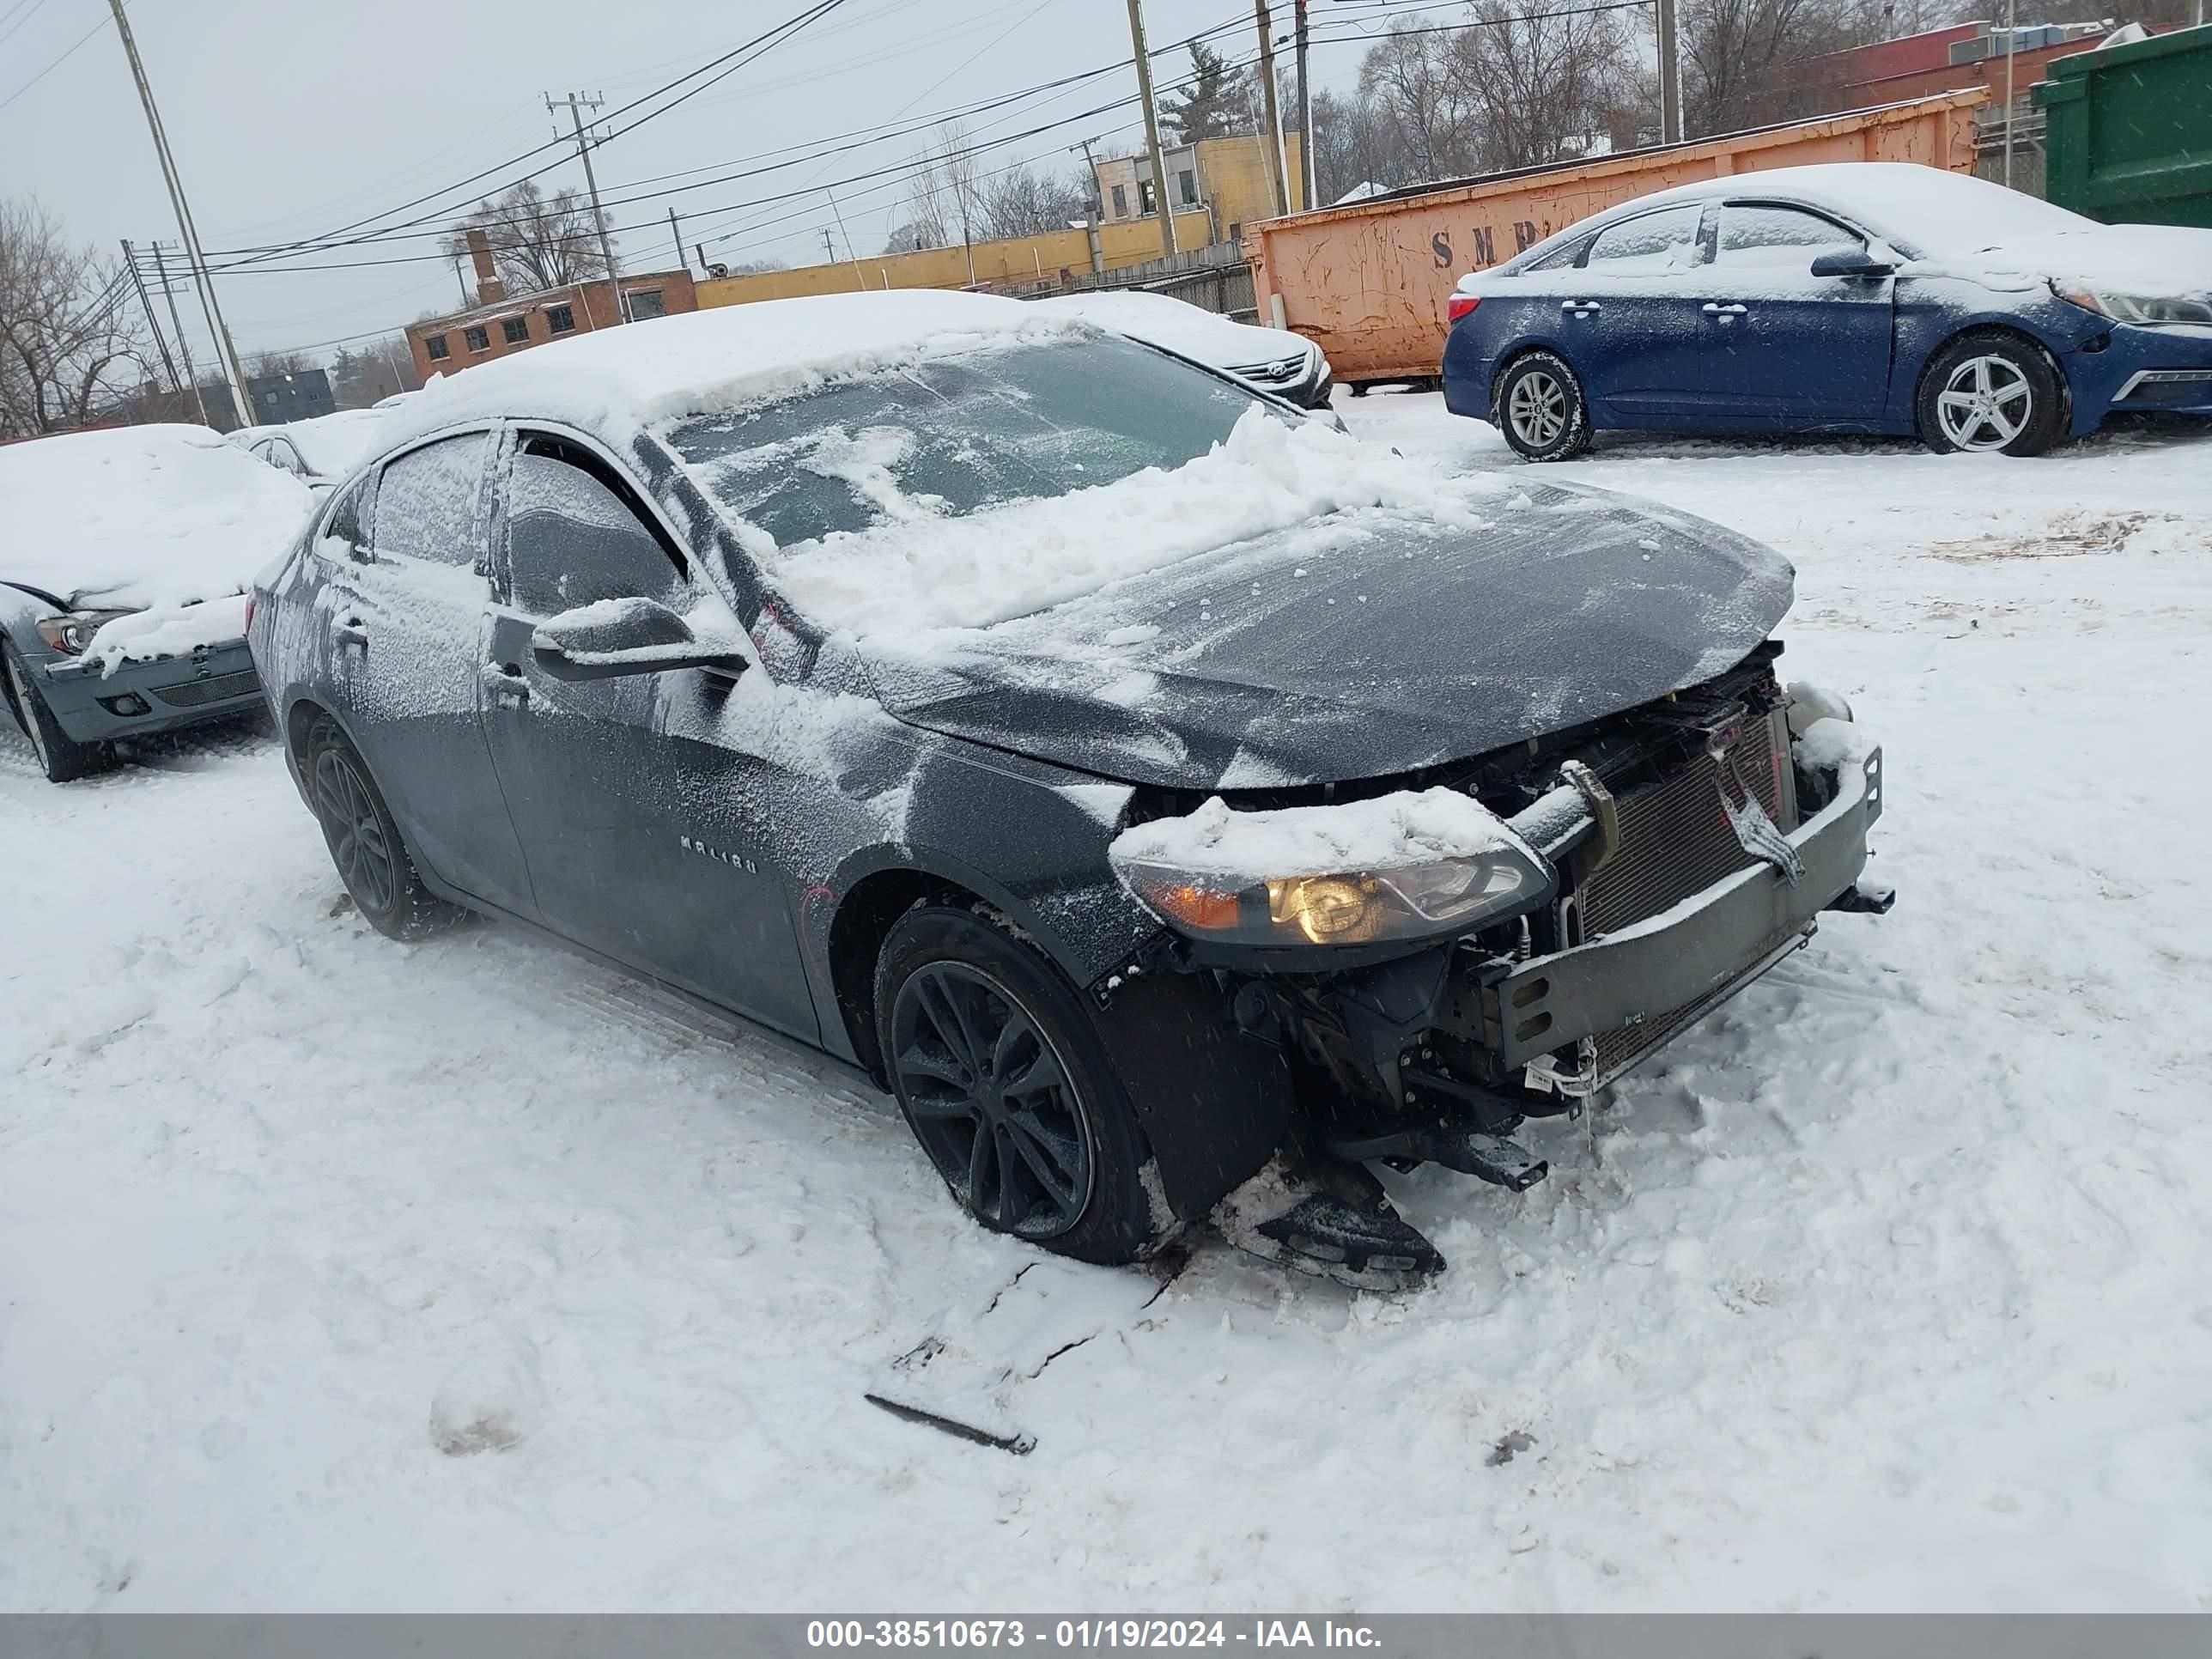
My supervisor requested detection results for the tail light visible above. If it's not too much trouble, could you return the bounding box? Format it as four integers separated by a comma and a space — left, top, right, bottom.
245, 597, 257, 631
1447, 295, 1480, 325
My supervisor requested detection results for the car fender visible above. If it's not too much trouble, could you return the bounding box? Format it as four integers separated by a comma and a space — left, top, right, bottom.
1890, 284, 2101, 428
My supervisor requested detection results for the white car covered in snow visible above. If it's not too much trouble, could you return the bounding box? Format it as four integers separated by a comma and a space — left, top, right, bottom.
1030, 289, 1334, 408
1, 423, 313, 781
231, 406, 388, 495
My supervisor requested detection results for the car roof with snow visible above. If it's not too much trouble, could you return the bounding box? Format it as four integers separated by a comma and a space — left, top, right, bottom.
375, 290, 1092, 456
235, 407, 388, 478
0, 422, 315, 611
1490, 161, 2210, 291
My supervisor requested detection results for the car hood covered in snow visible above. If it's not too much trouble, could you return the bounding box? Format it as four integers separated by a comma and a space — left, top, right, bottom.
0, 423, 314, 611
861, 480, 1795, 790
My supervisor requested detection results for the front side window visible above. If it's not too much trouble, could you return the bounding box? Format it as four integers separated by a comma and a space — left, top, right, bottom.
1584, 204, 1706, 275
1715, 204, 1863, 269
372, 432, 492, 568
546, 304, 576, 335
504, 436, 685, 617
464, 325, 490, 353
424, 334, 450, 361
501, 316, 531, 344
663, 335, 1280, 556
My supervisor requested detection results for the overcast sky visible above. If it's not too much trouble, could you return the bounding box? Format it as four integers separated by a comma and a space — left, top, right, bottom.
2, 0, 1397, 371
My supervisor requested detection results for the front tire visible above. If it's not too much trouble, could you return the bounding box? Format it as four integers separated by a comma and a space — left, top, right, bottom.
1917, 332, 2065, 457
1492, 350, 1592, 461
875, 903, 1168, 1266
3, 639, 107, 783
301, 713, 465, 940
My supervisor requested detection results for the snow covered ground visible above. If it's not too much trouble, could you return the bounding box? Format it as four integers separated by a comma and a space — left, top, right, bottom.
4, 400, 2210, 1612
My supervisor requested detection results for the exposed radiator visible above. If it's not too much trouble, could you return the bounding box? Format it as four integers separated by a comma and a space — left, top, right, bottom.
1574, 708, 1792, 1079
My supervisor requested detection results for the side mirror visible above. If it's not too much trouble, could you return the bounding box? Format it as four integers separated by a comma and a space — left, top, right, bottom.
531, 598, 749, 683
1811, 247, 1896, 279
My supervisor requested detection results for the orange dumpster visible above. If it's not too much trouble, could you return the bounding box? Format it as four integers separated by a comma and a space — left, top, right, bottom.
1246, 91, 1985, 389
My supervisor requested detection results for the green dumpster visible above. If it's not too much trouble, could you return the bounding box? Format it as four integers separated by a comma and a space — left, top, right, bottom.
2035, 23, 2212, 229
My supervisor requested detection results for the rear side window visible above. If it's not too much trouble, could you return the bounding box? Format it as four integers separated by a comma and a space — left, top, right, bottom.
1584, 204, 1705, 275
1716, 204, 1863, 269
373, 433, 491, 568
504, 436, 686, 617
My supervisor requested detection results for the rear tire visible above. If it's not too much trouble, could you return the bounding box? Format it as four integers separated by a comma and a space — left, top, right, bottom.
1492, 350, 1592, 462
1916, 331, 2065, 457
874, 902, 1169, 1266
3, 639, 108, 783
300, 713, 465, 940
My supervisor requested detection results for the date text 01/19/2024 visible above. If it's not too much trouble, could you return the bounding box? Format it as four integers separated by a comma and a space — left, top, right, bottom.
805, 1620, 1383, 1649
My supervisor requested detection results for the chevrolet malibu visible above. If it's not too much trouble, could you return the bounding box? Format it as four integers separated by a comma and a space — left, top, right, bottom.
1445, 162, 2212, 460
252, 291, 1890, 1289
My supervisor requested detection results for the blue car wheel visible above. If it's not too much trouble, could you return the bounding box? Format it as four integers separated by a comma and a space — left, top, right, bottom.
1493, 351, 1592, 463
1916, 332, 2066, 458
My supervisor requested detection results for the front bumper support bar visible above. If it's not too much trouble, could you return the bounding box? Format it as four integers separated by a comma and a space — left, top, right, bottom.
1475, 740, 1884, 1073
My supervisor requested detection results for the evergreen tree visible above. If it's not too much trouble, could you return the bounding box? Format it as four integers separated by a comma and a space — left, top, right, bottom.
1160, 41, 1249, 144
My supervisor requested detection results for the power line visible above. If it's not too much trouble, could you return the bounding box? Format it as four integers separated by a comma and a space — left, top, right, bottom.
0, 9, 107, 114
0, 0, 58, 51
197, 0, 853, 273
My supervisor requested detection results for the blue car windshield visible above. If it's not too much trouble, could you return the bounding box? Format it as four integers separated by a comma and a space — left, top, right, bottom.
660, 335, 1284, 553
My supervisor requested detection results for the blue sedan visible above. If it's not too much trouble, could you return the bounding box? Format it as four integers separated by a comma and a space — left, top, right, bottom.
1443, 162, 2212, 460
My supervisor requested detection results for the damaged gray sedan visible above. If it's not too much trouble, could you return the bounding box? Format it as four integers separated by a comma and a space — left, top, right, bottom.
249, 290, 1889, 1290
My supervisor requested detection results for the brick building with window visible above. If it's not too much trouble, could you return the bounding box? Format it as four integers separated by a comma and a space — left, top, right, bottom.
405, 228, 697, 381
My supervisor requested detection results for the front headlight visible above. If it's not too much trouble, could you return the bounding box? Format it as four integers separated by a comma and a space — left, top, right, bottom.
2054, 281, 2212, 327
33, 609, 136, 655
1109, 787, 1555, 951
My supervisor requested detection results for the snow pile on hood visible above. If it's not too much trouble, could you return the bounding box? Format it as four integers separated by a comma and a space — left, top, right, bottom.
763, 408, 1500, 641
1028, 291, 1307, 371
0, 424, 313, 612
1110, 785, 1535, 879
84, 595, 253, 675
378, 290, 1084, 452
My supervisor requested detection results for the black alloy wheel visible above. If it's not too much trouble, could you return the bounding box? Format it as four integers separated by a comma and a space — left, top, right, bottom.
313, 744, 397, 917
890, 960, 1097, 1240
875, 903, 1166, 1264
301, 714, 465, 941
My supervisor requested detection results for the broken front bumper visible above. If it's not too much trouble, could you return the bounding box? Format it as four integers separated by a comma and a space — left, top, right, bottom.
1475, 732, 1885, 1079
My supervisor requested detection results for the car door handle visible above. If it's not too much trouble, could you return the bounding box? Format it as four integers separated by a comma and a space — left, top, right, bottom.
333, 619, 368, 651
1701, 302, 1748, 316
1562, 300, 1601, 315
481, 664, 531, 708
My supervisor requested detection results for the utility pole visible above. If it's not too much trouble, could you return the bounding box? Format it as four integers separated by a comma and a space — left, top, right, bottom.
1123, 0, 1179, 258
823, 188, 857, 264
549, 92, 628, 323
1072, 137, 1104, 218
149, 243, 208, 424
668, 209, 687, 273
1294, 0, 1315, 210
821, 228, 839, 264
120, 239, 184, 404
1656, 0, 1682, 143
1255, 0, 1289, 218
2002, 0, 2017, 187
106, 0, 251, 427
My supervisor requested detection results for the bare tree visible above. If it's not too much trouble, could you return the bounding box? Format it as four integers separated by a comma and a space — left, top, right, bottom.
1452, 0, 1637, 171
901, 124, 986, 252
1358, 24, 1488, 180
1307, 86, 1416, 205
444, 179, 610, 296
247, 348, 319, 379
0, 198, 149, 439
1681, 0, 1878, 137
975, 163, 1093, 241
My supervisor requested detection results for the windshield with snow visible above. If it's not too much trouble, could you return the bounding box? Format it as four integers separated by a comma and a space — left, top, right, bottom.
661, 335, 1281, 552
